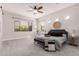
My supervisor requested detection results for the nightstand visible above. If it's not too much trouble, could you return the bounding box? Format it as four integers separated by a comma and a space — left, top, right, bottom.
68, 36, 78, 46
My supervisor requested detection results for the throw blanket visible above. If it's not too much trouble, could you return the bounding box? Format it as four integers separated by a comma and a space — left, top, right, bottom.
52, 40, 61, 50
48, 36, 66, 50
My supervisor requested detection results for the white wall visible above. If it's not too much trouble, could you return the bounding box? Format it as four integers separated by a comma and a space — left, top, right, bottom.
38, 4, 79, 36
1, 11, 37, 41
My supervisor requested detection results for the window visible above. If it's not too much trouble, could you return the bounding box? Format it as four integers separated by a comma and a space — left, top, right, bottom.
14, 20, 32, 32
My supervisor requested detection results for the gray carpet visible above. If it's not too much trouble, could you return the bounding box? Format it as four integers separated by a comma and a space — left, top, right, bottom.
0, 38, 79, 56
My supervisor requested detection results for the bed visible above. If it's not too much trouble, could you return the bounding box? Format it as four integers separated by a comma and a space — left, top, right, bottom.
34, 29, 68, 51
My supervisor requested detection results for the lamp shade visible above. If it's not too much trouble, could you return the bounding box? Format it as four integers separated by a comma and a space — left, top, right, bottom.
72, 29, 76, 37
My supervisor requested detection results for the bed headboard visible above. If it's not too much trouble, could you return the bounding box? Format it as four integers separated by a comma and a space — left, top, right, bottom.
47, 29, 68, 39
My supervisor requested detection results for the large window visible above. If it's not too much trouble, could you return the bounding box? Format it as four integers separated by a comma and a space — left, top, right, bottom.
38, 22, 45, 32
14, 20, 32, 32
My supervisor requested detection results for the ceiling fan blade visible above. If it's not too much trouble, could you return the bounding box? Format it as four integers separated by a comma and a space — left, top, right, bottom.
38, 11, 43, 13
29, 5, 34, 9
37, 6, 43, 10
27, 10, 34, 12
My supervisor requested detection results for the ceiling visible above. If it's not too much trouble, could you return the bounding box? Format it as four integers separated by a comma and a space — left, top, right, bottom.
1, 3, 76, 18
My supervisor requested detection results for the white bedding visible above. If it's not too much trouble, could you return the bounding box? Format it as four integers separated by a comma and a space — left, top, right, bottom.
36, 35, 66, 42
35, 35, 67, 47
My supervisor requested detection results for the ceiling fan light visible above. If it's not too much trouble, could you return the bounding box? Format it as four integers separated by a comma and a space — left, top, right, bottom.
33, 10, 37, 14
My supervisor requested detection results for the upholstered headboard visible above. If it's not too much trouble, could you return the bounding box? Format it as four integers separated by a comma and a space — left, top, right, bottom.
47, 29, 68, 39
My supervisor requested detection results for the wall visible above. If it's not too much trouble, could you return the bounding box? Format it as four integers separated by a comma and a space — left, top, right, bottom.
38, 4, 79, 36
1, 11, 37, 41
0, 8, 3, 41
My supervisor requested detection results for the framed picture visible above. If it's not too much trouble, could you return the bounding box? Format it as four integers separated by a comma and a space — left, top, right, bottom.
53, 21, 61, 29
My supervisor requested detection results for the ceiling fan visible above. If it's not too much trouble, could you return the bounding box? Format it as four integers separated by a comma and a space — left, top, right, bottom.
27, 4, 44, 14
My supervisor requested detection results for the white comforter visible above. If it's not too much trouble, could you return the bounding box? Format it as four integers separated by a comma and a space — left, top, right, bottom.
35, 34, 67, 48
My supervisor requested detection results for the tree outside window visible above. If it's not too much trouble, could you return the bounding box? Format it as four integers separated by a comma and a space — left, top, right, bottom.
14, 20, 32, 32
